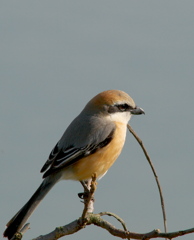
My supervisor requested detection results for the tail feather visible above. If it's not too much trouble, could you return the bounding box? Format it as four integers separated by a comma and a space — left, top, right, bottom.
4, 176, 59, 240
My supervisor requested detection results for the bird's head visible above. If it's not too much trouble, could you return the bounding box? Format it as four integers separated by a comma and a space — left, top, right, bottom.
83, 90, 145, 124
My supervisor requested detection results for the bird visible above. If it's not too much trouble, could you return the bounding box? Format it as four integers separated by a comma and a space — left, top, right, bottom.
4, 89, 144, 239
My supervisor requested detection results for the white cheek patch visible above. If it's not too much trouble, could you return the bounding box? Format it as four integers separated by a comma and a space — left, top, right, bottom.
108, 112, 132, 124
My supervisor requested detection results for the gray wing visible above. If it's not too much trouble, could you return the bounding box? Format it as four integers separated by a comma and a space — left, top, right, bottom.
41, 114, 115, 178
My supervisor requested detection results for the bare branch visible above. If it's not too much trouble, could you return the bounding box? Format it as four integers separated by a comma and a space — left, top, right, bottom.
10, 191, 194, 240
32, 213, 194, 240
99, 212, 128, 231
127, 124, 167, 233
31, 219, 82, 240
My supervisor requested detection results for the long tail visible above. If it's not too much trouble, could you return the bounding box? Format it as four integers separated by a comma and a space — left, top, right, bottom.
3, 174, 61, 240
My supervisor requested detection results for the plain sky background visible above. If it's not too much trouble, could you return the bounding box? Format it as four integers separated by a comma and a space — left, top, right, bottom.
1, 1, 194, 240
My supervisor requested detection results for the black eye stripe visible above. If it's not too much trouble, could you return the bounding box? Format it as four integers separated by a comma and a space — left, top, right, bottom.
107, 105, 118, 113
117, 103, 130, 111
107, 103, 133, 113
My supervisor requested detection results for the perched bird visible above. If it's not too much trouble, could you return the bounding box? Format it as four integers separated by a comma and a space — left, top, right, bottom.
4, 90, 144, 239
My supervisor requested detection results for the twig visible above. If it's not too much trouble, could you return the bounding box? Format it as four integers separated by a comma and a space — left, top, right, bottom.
99, 212, 128, 231
127, 124, 167, 233
32, 213, 194, 240
32, 219, 82, 240
99, 211, 130, 239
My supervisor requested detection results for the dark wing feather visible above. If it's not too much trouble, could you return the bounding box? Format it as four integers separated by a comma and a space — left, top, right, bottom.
41, 129, 114, 178
40, 143, 59, 172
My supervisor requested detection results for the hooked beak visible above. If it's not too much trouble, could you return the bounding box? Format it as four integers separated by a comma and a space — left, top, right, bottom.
130, 106, 145, 115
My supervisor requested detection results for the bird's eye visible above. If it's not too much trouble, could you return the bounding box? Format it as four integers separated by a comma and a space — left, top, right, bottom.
117, 104, 129, 112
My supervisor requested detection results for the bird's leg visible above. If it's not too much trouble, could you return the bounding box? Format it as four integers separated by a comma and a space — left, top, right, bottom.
79, 174, 97, 223
78, 174, 97, 204
80, 180, 90, 192
78, 180, 91, 199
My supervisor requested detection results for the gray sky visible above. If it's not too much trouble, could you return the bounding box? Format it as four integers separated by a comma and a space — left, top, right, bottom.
1, 1, 194, 240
